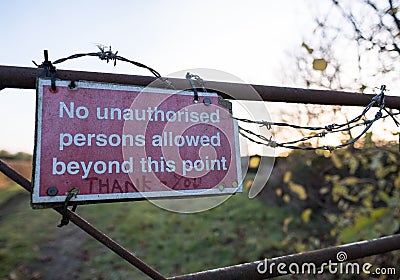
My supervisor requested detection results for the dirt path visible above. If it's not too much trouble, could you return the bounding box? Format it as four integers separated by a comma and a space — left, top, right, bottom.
0, 191, 89, 280
31, 223, 89, 280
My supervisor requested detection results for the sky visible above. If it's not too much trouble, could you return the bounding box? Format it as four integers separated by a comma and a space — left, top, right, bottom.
0, 0, 361, 155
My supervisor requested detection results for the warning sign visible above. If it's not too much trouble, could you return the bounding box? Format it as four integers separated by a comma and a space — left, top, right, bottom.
32, 78, 242, 207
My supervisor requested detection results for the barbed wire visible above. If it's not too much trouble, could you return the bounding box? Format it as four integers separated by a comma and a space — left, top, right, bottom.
33, 46, 174, 89
33, 50, 398, 151
236, 85, 400, 151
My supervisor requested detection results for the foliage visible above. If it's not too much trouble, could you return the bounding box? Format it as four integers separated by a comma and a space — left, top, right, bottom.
280, 0, 400, 253
324, 142, 400, 243
0, 150, 32, 161
0, 184, 23, 205
292, 0, 400, 92
280, 1, 400, 150
276, 134, 400, 246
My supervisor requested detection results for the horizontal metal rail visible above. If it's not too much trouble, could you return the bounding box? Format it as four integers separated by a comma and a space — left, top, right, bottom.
169, 234, 400, 279
0, 65, 399, 109
0, 159, 167, 280
1, 64, 400, 279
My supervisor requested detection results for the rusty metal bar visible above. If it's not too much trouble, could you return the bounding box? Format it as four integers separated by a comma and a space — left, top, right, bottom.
1, 64, 400, 279
0, 65, 399, 109
0, 159, 167, 280
169, 234, 400, 280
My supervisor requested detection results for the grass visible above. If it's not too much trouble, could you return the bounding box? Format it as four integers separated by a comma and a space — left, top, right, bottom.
0, 188, 60, 279
0, 184, 23, 205
77, 193, 293, 279
0, 182, 325, 280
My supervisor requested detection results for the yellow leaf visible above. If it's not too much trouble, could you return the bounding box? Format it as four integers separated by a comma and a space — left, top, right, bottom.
332, 184, 348, 202
387, 153, 397, 164
289, 182, 307, 200
342, 176, 359, 185
283, 171, 292, 183
295, 243, 306, 252
275, 188, 282, 197
375, 166, 391, 179
283, 194, 291, 203
283, 216, 293, 233
344, 194, 359, 202
362, 198, 372, 208
390, 7, 398, 15
319, 186, 330, 195
330, 153, 343, 169
280, 239, 289, 247
312, 58, 328, 71
249, 156, 260, 169
245, 179, 253, 190
301, 208, 312, 223
348, 157, 359, 175
394, 176, 400, 188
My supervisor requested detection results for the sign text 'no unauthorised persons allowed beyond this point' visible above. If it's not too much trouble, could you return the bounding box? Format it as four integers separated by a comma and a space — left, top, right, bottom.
32, 78, 242, 208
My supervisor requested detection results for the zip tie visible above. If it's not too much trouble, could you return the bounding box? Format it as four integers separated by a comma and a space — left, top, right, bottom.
33, 50, 57, 91
57, 187, 80, 228
186, 72, 200, 103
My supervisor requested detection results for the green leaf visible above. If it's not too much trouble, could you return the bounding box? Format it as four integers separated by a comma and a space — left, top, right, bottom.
378, 191, 390, 203
339, 216, 376, 243
370, 207, 389, 219
364, 132, 373, 146
339, 208, 391, 242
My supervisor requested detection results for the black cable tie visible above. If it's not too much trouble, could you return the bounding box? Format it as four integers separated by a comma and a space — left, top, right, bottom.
49, 67, 57, 92
35, 50, 58, 91
113, 51, 118, 66
186, 72, 199, 103
57, 187, 80, 228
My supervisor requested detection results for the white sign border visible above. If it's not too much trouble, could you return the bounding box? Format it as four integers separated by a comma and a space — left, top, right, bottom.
32, 78, 242, 206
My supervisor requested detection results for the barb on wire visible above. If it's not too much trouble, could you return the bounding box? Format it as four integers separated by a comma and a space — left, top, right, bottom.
236, 85, 400, 151
52, 45, 162, 77
34, 46, 175, 89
